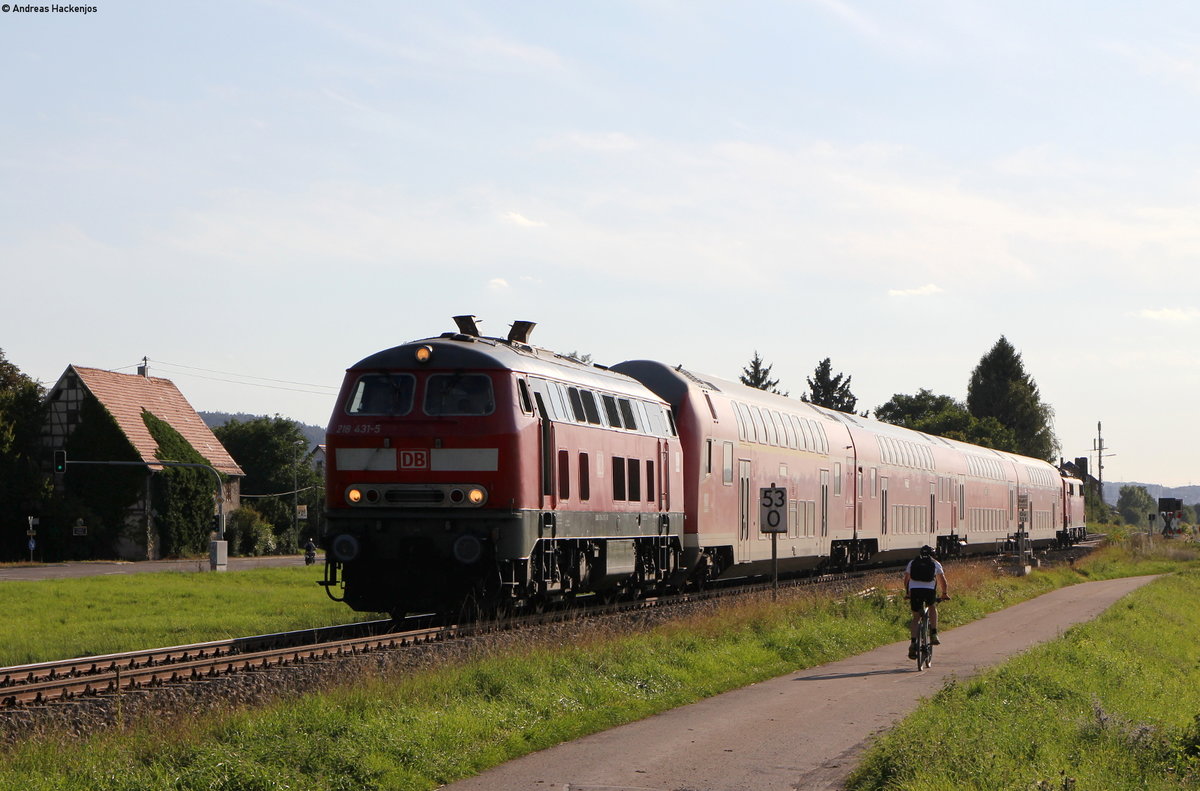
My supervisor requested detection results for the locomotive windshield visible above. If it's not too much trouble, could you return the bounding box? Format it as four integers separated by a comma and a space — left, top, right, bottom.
346, 373, 415, 416
425, 373, 495, 416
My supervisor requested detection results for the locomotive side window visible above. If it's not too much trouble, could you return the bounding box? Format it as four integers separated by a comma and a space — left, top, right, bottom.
346, 373, 415, 416
579, 453, 591, 500
602, 395, 622, 426
627, 458, 641, 501
425, 374, 495, 416
558, 450, 571, 499
612, 456, 627, 500
517, 379, 533, 414
618, 398, 638, 430
722, 441, 734, 485
646, 459, 655, 502
568, 388, 587, 422
581, 390, 602, 424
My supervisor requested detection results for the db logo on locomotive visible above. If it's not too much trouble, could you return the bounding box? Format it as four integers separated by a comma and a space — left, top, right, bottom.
399, 449, 429, 469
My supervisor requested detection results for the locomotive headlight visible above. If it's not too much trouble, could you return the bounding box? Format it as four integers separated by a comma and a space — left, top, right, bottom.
415, 345, 433, 363
347, 488, 362, 504
468, 487, 486, 505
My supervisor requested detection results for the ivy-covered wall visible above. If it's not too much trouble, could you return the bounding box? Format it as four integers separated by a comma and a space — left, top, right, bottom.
142, 409, 219, 557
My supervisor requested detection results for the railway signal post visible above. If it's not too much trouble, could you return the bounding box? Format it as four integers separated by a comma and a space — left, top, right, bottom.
760, 484, 788, 600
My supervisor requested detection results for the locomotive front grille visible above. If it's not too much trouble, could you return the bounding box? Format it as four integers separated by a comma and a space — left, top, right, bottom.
385, 489, 446, 504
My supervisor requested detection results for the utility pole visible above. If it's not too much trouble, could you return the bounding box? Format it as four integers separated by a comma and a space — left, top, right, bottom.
1093, 422, 1116, 504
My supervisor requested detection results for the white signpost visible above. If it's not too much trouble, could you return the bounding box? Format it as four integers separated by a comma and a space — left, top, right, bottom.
760, 484, 787, 599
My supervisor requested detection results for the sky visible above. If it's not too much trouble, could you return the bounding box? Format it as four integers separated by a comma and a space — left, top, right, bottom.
1, 1, 1197, 489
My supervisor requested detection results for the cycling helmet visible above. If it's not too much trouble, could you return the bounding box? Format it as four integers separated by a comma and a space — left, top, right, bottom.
919, 545, 933, 556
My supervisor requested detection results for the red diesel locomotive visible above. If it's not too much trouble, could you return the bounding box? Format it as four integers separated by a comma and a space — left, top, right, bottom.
322, 317, 685, 616
322, 318, 1086, 616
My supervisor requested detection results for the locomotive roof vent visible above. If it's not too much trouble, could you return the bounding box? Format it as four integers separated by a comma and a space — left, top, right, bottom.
507, 320, 536, 344
452, 314, 481, 337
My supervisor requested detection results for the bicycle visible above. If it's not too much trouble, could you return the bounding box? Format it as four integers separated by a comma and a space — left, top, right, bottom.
913, 595, 947, 671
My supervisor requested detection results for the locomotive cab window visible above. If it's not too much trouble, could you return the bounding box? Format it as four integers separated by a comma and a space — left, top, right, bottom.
346, 373, 415, 416
425, 374, 495, 416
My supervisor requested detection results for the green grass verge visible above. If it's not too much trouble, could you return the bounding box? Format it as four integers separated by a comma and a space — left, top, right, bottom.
0, 566, 368, 667
1, 537, 1197, 790
846, 568, 1200, 791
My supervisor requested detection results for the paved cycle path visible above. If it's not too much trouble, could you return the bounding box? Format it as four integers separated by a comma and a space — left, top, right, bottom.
440, 574, 1159, 791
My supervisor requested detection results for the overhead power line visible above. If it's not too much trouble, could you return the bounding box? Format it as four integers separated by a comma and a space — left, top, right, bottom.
122, 359, 340, 397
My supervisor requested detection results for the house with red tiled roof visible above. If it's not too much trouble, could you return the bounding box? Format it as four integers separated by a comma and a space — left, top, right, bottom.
42, 364, 244, 560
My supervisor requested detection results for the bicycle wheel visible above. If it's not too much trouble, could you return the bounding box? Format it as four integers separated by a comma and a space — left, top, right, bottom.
916, 616, 928, 671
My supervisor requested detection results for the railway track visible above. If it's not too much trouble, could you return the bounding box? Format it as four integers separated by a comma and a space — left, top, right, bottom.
0, 542, 1094, 711
0, 569, 871, 710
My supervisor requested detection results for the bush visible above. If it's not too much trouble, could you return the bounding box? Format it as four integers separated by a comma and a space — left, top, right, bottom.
224, 507, 276, 556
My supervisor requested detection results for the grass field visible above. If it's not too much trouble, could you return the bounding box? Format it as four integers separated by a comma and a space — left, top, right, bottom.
0, 565, 369, 667
0, 536, 1197, 790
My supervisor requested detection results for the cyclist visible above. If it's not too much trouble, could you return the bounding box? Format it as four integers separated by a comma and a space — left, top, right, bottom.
904, 545, 949, 659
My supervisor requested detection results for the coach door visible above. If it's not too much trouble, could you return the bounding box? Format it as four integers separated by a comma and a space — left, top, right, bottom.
820, 469, 830, 538
880, 476, 889, 540
738, 460, 752, 560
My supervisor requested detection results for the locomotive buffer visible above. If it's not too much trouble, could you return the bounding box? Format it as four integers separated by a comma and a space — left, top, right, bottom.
760, 484, 787, 600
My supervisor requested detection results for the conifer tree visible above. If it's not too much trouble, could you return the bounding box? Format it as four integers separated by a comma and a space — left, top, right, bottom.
966, 336, 1058, 462
802, 358, 863, 415
740, 351, 786, 395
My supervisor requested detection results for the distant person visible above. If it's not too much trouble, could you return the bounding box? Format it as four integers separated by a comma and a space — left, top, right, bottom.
304, 538, 317, 566
904, 545, 950, 659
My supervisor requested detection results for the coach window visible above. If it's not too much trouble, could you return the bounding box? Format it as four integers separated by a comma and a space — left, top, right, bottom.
870, 467, 878, 498
627, 458, 641, 501
772, 411, 788, 447
749, 406, 768, 446
733, 403, 747, 441
346, 373, 415, 416
580, 390, 602, 424
612, 456, 627, 500
782, 414, 797, 449
579, 453, 591, 501
833, 462, 842, 496
798, 418, 812, 451
602, 394, 622, 427
558, 450, 571, 499
425, 374, 494, 416
723, 441, 734, 485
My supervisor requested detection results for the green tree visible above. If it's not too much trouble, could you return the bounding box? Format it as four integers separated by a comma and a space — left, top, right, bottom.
0, 349, 50, 560
740, 352, 786, 395
802, 358, 861, 415
1116, 485, 1157, 527
966, 337, 1058, 462
213, 415, 322, 551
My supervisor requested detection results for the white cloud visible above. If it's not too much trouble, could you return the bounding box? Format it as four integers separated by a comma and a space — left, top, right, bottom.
1136, 307, 1200, 323
503, 211, 546, 227
888, 284, 944, 297
488, 278, 510, 291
